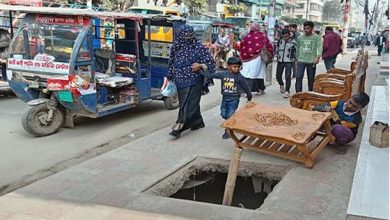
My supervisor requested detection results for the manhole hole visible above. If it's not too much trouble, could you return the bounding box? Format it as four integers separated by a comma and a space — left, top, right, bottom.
144, 157, 290, 210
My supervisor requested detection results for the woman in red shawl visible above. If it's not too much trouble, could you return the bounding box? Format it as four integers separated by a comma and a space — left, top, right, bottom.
239, 23, 273, 95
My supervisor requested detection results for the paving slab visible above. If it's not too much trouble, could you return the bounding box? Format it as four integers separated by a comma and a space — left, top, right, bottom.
0, 49, 382, 219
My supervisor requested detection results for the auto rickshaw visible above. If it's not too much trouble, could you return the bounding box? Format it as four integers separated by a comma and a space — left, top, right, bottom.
211, 21, 236, 43
128, 5, 181, 16
186, 19, 212, 43
129, 6, 181, 42
2, 5, 184, 136
0, 11, 24, 93
211, 21, 238, 69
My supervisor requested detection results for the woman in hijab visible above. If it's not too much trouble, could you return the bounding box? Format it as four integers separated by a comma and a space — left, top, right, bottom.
240, 22, 274, 95
167, 25, 216, 138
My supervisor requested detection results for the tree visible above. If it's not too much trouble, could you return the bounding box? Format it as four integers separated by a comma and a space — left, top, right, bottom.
59, 0, 133, 11
322, 0, 342, 22
281, 16, 304, 25
184, 0, 208, 16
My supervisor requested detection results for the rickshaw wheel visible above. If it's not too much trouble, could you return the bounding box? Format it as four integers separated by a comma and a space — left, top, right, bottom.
22, 103, 65, 137
164, 95, 179, 110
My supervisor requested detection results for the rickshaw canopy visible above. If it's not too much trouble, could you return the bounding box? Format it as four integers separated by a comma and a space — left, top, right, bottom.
0, 4, 185, 22
212, 21, 235, 29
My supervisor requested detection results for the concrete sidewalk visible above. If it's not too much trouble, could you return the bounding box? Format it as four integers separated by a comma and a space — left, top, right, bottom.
0, 51, 382, 220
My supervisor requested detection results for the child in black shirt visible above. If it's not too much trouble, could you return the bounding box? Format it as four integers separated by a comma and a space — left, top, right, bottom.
207, 57, 252, 139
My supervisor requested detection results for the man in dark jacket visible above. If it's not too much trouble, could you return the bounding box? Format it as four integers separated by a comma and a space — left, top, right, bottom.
322, 27, 342, 70
289, 24, 300, 78
276, 29, 297, 98
375, 32, 387, 56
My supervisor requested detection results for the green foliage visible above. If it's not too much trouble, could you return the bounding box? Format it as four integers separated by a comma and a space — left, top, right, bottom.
58, 0, 132, 11
237, 3, 248, 13
227, 3, 248, 14
58, 0, 206, 13
94, 0, 133, 11
322, 0, 342, 22
184, 0, 208, 16
281, 16, 303, 25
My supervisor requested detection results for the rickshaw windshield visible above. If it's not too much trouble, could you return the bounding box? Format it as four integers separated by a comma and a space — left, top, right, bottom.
188, 23, 207, 37
128, 9, 163, 15
187, 23, 212, 42
225, 18, 249, 28
10, 23, 80, 67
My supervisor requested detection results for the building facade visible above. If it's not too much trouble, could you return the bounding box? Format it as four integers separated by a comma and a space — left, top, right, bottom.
294, 0, 323, 22
258, 0, 285, 18
349, 0, 364, 32
282, 0, 299, 18
212, 0, 285, 19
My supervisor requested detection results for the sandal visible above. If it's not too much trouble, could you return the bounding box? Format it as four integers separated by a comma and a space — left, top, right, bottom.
169, 123, 184, 138
169, 129, 181, 138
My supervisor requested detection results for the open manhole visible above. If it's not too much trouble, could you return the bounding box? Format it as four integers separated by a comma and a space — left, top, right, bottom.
144, 157, 290, 210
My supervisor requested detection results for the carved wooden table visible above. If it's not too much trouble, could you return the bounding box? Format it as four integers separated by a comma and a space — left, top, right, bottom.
221, 103, 334, 206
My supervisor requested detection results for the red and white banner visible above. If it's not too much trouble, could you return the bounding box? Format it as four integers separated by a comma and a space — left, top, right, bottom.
116, 53, 136, 63
8, 58, 70, 74
47, 76, 69, 91
8, 0, 42, 6
35, 15, 90, 26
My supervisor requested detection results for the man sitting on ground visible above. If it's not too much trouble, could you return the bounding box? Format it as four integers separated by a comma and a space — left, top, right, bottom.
312, 92, 370, 153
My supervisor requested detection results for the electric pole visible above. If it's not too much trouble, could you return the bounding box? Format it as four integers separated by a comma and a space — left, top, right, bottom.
373, 0, 381, 33
87, 0, 93, 9
265, 0, 276, 86
341, 0, 351, 54
305, 0, 309, 20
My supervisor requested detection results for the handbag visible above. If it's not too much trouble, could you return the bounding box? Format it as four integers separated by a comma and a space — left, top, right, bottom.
260, 46, 271, 63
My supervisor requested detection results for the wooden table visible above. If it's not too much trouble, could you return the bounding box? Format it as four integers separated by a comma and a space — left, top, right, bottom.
221, 103, 334, 206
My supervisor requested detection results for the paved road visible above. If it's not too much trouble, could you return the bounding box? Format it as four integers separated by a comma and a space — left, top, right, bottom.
0, 48, 382, 220
0, 48, 367, 195
0, 80, 223, 194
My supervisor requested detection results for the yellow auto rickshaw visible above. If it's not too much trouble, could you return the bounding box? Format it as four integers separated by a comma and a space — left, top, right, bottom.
129, 6, 181, 42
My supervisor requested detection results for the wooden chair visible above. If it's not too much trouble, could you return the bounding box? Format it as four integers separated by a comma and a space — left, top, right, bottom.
314, 61, 357, 82
326, 59, 357, 75
313, 64, 357, 99
290, 92, 341, 110
290, 51, 368, 110
313, 74, 354, 100
314, 50, 361, 85
314, 72, 355, 82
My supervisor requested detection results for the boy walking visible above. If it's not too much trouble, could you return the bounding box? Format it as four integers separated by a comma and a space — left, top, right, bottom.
207, 57, 252, 139
296, 21, 322, 93
276, 29, 297, 98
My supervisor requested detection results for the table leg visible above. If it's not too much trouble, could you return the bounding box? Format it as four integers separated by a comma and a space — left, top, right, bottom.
222, 146, 243, 206
323, 120, 335, 144
304, 155, 314, 168
297, 144, 314, 168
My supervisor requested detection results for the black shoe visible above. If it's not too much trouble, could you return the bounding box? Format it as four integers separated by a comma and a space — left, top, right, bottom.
191, 122, 205, 131
222, 131, 230, 139
169, 130, 181, 138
